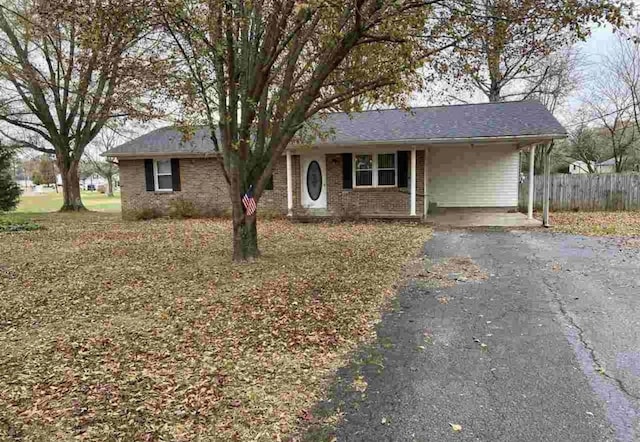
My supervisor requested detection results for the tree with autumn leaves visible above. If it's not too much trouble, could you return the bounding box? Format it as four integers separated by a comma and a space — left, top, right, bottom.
155, 0, 469, 260
155, 0, 629, 261
447, 0, 629, 103
0, 0, 167, 210
0, 0, 631, 261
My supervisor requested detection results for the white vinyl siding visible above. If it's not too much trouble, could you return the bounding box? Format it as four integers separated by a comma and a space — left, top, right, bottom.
428, 144, 519, 207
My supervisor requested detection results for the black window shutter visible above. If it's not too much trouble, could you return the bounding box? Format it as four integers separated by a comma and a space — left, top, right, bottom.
265, 175, 274, 190
144, 159, 154, 191
397, 151, 409, 187
342, 153, 353, 189
171, 159, 181, 191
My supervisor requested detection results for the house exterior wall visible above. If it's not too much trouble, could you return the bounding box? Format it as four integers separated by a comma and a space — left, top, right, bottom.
597, 164, 616, 174
570, 161, 617, 174
427, 144, 519, 208
569, 161, 591, 174
118, 144, 518, 218
311, 152, 424, 216
119, 157, 288, 217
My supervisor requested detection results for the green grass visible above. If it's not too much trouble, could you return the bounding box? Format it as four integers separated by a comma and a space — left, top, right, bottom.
15, 190, 121, 213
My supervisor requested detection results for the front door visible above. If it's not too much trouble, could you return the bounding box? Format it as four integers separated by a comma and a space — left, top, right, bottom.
301, 155, 327, 209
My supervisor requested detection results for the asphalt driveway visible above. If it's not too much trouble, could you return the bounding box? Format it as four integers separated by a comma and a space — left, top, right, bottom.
313, 230, 640, 442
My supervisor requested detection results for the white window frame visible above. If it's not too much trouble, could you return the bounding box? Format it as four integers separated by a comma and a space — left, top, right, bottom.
153, 159, 173, 192
353, 152, 397, 188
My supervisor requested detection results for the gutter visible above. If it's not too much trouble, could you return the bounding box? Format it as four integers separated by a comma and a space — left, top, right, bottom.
103, 133, 567, 157
102, 151, 220, 159
288, 133, 567, 149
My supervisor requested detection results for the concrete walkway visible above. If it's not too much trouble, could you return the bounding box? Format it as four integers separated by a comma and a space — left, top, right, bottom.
426, 210, 542, 228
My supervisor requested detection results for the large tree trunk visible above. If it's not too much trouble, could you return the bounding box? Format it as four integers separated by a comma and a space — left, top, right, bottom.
232, 208, 259, 262
106, 176, 114, 197
58, 159, 85, 211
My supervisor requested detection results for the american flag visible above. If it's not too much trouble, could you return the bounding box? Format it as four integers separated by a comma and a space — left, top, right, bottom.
242, 185, 257, 216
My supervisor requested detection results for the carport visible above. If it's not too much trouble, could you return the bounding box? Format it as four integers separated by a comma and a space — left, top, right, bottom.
287, 101, 565, 225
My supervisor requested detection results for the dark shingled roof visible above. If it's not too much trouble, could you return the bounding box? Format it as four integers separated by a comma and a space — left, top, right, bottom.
105, 126, 216, 156
105, 101, 566, 156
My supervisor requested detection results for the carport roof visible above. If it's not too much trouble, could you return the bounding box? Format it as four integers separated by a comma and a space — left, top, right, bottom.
105, 100, 566, 157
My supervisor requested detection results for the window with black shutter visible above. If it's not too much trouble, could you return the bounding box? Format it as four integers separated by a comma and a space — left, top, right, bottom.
352, 152, 398, 187
397, 151, 409, 187
171, 159, 181, 191
145, 159, 179, 192
342, 153, 353, 189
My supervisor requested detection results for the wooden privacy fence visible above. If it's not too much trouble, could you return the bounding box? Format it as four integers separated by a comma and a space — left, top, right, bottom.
518, 173, 640, 211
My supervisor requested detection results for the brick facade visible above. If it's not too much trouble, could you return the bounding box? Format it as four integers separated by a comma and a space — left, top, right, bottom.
119, 151, 425, 218
318, 152, 424, 217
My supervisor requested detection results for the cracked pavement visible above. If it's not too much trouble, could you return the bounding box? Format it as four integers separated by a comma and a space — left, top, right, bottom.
325, 230, 640, 441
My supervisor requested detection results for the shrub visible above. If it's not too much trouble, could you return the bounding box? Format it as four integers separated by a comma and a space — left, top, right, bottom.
0, 216, 41, 233
168, 198, 200, 219
124, 207, 162, 221
0, 148, 20, 212
259, 208, 286, 220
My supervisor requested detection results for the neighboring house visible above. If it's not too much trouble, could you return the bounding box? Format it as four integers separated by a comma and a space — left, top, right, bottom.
80, 174, 118, 191
569, 158, 616, 174
105, 101, 566, 219
54, 173, 119, 191
595, 158, 617, 173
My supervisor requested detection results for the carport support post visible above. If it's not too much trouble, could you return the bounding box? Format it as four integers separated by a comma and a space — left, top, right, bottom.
423, 147, 428, 218
410, 147, 417, 216
542, 144, 551, 227
286, 150, 293, 217
528, 145, 535, 219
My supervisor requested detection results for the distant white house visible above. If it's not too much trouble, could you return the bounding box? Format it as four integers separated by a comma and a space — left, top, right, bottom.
569, 158, 616, 174
81, 174, 112, 190
55, 173, 119, 191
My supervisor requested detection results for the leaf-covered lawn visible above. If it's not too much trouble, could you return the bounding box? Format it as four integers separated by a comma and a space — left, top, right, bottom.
549, 211, 640, 237
0, 213, 431, 441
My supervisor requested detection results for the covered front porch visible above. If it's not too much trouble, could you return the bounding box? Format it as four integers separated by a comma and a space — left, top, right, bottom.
282, 141, 554, 227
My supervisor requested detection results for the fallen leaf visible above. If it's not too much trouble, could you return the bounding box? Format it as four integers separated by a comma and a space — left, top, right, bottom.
0, 213, 433, 441
449, 423, 462, 432
352, 376, 368, 393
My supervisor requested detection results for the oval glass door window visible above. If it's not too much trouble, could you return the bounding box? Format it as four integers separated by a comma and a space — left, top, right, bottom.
306, 160, 322, 201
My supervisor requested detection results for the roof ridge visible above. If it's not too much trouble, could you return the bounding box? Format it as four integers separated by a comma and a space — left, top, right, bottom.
318, 100, 544, 116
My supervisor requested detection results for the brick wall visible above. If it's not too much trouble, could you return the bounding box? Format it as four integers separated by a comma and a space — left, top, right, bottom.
119, 156, 289, 217
119, 151, 425, 218
319, 152, 425, 216
296, 151, 424, 216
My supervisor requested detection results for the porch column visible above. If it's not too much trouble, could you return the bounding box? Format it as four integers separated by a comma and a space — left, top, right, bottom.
410, 147, 417, 216
542, 143, 551, 227
423, 147, 429, 218
286, 150, 293, 216
528, 145, 535, 219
